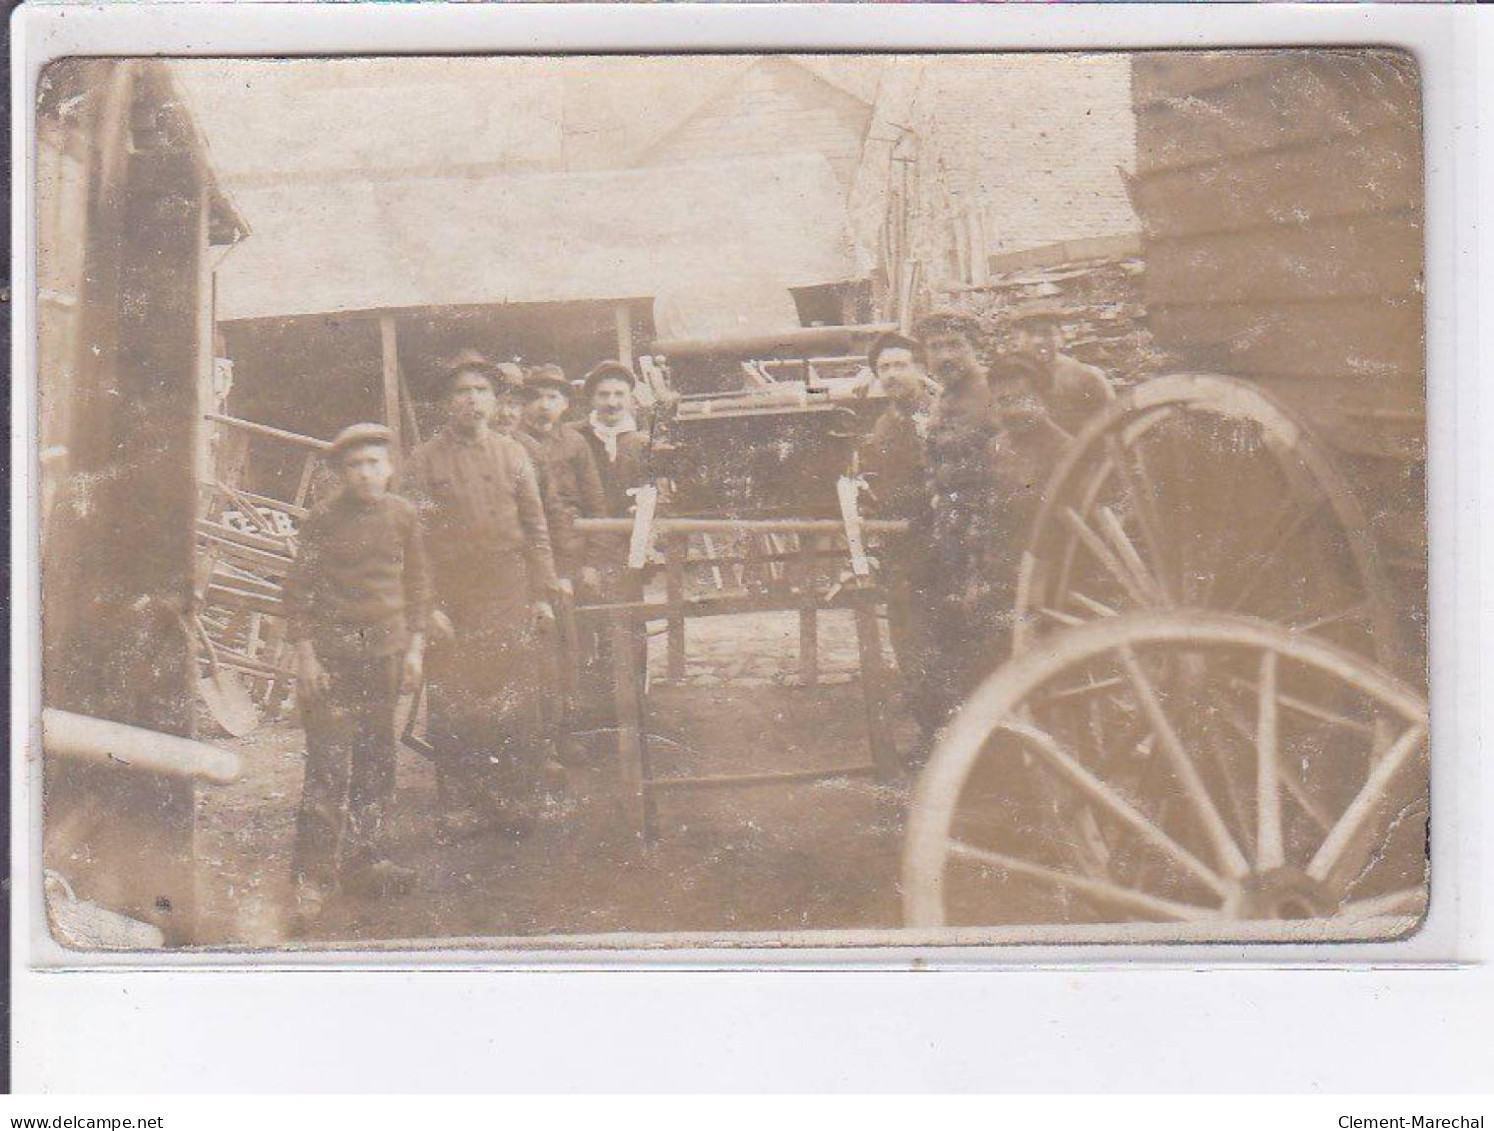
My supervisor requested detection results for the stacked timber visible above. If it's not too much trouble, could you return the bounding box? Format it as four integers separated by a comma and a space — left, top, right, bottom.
935, 253, 1158, 384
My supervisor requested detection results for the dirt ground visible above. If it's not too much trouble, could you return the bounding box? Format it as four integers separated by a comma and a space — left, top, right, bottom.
194, 609, 930, 947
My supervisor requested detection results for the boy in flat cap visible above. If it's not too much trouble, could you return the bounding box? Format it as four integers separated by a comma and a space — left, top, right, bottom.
283, 422, 431, 929
408, 353, 561, 840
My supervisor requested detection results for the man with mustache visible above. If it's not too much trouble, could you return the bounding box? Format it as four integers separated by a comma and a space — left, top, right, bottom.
408, 352, 560, 841
911, 309, 1007, 728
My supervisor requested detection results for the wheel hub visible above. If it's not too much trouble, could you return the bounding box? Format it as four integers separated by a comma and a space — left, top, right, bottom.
1224, 868, 1336, 920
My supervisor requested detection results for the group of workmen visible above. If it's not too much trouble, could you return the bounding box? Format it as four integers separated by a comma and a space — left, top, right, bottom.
281, 354, 648, 929
277, 303, 1112, 931
857, 305, 1114, 739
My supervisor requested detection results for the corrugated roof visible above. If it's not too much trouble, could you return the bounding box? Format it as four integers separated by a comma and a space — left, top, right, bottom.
216, 153, 853, 322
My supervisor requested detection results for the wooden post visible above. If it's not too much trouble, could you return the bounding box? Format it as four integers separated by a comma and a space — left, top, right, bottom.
665, 532, 687, 683
798, 537, 819, 686
614, 302, 633, 366
611, 612, 648, 838
379, 314, 402, 452
854, 592, 899, 781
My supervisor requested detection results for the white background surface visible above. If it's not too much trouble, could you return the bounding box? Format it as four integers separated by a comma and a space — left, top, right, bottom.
10, 2, 1492, 1092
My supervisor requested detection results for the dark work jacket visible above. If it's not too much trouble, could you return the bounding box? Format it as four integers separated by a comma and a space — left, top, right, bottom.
522, 422, 605, 571
510, 428, 575, 572
283, 489, 432, 658
573, 423, 649, 519
860, 402, 933, 529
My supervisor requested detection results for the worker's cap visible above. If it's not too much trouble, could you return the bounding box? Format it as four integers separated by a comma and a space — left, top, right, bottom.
582, 360, 637, 398
912, 308, 982, 341
439, 348, 505, 393
1007, 299, 1069, 327
523, 363, 571, 397
493, 362, 527, 396
328, 422, 394, 462
866, 331, 923, 371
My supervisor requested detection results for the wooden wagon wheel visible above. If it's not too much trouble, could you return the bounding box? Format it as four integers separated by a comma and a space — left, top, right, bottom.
1013, 374, 1401, 674
903, 612, 1428, 936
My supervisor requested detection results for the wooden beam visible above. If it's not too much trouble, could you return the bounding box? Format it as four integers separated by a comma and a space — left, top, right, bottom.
798, 537, 819, 687
664, 532, 686, 682
854, 593, 900, 781
380, 314, 402, 452
611, 613, 648, 839
574, 517, 909, 536
205, 412, 331, 451
614, 302, 633, 367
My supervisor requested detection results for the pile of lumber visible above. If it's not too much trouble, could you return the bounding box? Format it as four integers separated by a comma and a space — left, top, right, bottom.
935, 253, 1160, 384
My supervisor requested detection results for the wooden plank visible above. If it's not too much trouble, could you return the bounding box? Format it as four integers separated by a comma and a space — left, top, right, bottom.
614, 302, 633, 367
1256, 376, 1425, 461
204, 584, 286, 618
1134, 53, 1420, 175
1131, 121, 1422, 241
664, 532, 687, 682
798, 537, 819, 687
611, 613, 648, 839
854, 595, 900, 781
1148, 297, 1424, 382
195, 518, 295, 558
647, 764, 876, 792
573, 517, 910, 536
205, 411, 331, 451
194, 530, 293, 578
220, 487, 308, 522
293, 451, 320, 509
1144, 212, 1422, 308
379, 314, 402, 453
573, 585, 888, 623
207, 570, 282, 599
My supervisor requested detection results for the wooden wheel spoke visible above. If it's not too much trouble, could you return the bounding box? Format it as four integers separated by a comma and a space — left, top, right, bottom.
1218, 703, 1336, 833
1218, 496, 1330, 613
1039, 606, 1086, 628
1070, 591, 1120, 618
1061, 508, 1152, 607
1289, 602, 1371, 635
1117, 647, 1251, 877
1337, 887, 1427, 920
1307, 722, 1428, 883
1224, 675, 1378, 737
1255, 651, 1285, 870
947, 839, 1218, 922
1103, 434, 1174, 603
998, 721, 1229, 898
1035, 675, 1125, 706
1097, 506, 1170, 606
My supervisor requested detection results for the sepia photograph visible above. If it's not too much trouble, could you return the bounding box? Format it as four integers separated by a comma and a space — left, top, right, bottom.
33, 49, 1430, 953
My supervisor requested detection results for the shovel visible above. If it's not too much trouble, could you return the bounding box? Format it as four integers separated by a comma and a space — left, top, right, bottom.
193, 615, 260, 738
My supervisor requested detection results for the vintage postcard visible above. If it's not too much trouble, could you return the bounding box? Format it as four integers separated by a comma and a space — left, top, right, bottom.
34, 50, 1428, 953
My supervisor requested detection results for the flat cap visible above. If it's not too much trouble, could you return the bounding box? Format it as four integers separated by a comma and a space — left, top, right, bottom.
441, 348, 503, 378
524, 363, 571, 396
493, 362, 527, 394
328, 422, 394, 460
867, 331, 922, 370
582, 360, 637, 397
912, 307, 982, 340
